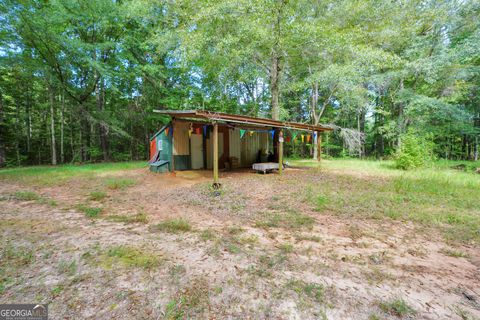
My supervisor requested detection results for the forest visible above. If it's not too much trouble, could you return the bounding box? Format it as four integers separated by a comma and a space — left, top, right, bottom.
0, 0, 479, 166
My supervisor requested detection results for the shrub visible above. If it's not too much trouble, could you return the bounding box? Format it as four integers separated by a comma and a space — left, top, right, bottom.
395, 133, 435, 170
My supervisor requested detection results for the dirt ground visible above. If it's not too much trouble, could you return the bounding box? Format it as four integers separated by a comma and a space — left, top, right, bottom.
0, 165, 479, 319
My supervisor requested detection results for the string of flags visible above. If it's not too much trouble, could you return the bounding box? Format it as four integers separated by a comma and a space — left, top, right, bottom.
163, 123, 318, 144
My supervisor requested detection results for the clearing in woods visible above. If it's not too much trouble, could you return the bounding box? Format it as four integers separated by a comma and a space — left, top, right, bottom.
0, 159, 479, 319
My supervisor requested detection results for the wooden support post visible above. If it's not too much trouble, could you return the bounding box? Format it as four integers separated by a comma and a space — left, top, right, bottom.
317, 131, 322, 162
213, 122, 219, 186
278, 130, 283, 174
171, 119, 175, 173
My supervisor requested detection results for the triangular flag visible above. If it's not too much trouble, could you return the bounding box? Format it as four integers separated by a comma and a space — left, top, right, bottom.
188, 129, 192, 137
249, 131, 254, 136
292, 132, 298, 141
286, 137, 291, 143
240, 129, 246, 138
203, 125, 207, 137
165, 127, 169, 136
301, 134, 305, 143
307, 134, 311, 143
270, 130, 275, 140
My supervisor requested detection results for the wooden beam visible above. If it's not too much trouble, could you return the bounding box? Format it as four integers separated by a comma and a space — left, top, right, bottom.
213, 122, 219, 185
317, 132, 322, 162
278, 130, 284, 174
171, 119, 175, 173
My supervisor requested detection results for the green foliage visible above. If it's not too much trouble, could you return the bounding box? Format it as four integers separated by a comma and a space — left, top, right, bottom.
395, 133, 435, 170
0, 0, 479, 167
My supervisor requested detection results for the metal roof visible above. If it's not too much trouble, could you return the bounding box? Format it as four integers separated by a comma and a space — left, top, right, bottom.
153, 109, 333, 132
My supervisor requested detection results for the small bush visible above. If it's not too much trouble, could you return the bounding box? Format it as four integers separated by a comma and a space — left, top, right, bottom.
395, 133, 435, 170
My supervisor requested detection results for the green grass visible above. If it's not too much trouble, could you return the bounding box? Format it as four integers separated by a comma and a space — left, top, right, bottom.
105, 212, 148, 224
287, 158, 480, 243
164, 278, 210, 319
105, 178, 137, 190
92, 246, 162, 270
440, 248, 470, 258
379, 298, 416, 317
255, 210, 315, 230
77, 204, 103, 218
286, 279, 324, 304
0, 244, 35, 294
151, 219, 192, 233
0, 161, 146, 186
13, 191, 40, 201
89, 191, 107, 201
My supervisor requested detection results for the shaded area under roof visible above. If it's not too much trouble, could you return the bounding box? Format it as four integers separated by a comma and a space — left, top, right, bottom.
153, 110, 333, 132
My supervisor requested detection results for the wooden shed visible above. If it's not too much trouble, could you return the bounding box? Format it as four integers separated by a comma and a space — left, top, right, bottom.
149, 110, 332, 183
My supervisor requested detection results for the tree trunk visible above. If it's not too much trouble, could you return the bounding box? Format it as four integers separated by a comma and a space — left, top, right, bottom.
0, 90, 6, 167
312, 82, 319, 160
49, 83, 57, 165
60, 92, 65, 163
475, 136, 479, 161
96, 77, 109, 161
270, 54, 281, 120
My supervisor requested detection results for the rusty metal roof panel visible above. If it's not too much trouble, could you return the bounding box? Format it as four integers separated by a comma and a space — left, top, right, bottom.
153, 109, 333, 132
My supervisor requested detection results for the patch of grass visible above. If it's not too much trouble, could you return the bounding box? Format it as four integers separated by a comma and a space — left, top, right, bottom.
151, 219, 192, 233
255, 211, 315, 230
0, 244, 35, 294
237, 234, 259, 246
0, 161, 146, 186
247, 253, 288, 278
77, 204, 103, 218
13, 191, 40, 201
106, 212, 148, 224
36, 197, 57, 207
279, 243, 294, 254
440, 248, 470, 258
89, 191, 107, 201
168, 264, 187, 284
295, 234, 322, 243
198, 229, 216, 241
164, 278, 210, 319
286, 279, 324, 304
227, 226, 245, 235
58, 259, 77, 276
51, 285, 64, 296
94, 246, 163, 270
105, 178, 136, 190
2, 244, 34, 266
364, 267, 394, 285
379, 298, 416, 317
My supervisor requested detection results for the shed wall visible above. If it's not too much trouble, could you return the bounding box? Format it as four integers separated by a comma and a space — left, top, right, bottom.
173, 122, 190, 156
